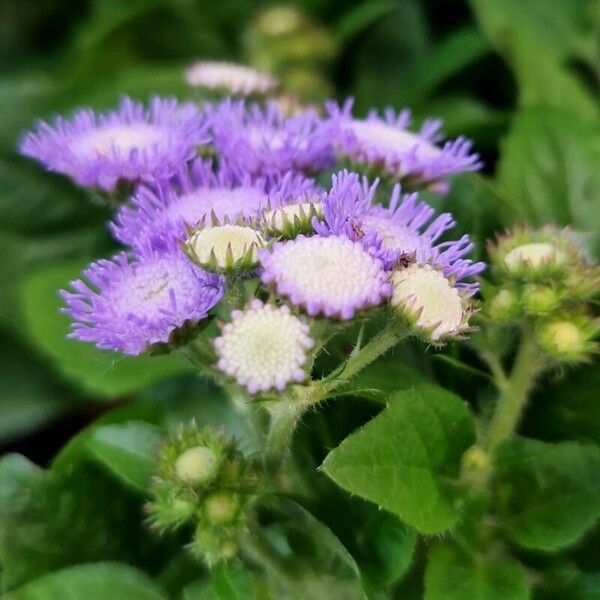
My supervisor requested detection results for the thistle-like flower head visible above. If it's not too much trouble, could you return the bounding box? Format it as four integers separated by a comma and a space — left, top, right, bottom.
60, 241, 223, 355
185, 61, 280, 97
327, 99, 481, 189
20, 97, 207, 191
111, 158, 319, 250
206, 98, 335, 176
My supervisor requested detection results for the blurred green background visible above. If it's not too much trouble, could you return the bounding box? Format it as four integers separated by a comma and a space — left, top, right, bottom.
0, 0, 598, 462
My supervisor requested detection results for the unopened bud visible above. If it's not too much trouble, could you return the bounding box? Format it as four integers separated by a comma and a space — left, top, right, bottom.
522, 285, 558, 315
205, 492, 240, 525
175, 446, 219, 485
489, 288, 520, 321
504, 242, 564, 273
538, 320, 585, 359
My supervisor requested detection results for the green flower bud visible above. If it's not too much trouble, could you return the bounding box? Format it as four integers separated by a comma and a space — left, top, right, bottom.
205, 492, 240, 525
175, 446, 219, 485
522, 285, 559, 315
488, 288, 520, 321
180, 216, 265, 274
537, 317, 598, 363
461, 445, 491, 485
192, 527, 239, 566
504, 242, 565, 274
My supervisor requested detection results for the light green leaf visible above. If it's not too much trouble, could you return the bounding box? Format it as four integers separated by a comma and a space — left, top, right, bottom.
494, 437, 600, 550
5, 562, 166, 600
85, 422, 163, 492
20, 260, 194, 398
497, 109, 600, 250
321, 384, 476, 534
424, 543, 529, 600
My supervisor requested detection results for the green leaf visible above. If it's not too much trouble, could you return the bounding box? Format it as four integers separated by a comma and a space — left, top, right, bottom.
321, 384, 476, 534
470, 0, 597, 65
335, 1, 401, 43
0, 454, 162, 589
20, 260, 194, 398
497, 109, 600, 250
250, 497, 366, 599
0, 334, 78, 444
525, 365, 600, 445
358, 509, 417, 587
494, 437, 600, 550
424, 543, 529, 600
85, 422, 163, 492
470, 0, 598, 120
402, 27, 490, 103
4, 562, 166, 600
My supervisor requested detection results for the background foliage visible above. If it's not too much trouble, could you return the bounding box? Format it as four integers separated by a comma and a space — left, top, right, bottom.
0, 0, 598, 598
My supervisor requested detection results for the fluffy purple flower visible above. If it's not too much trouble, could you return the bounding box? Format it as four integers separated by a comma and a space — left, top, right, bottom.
61, 242, 223, 355
327, 99, 482, 188
20, 97, 207, 191
111, 158, 321, 250
315, 171, 485, 291
260, 234, 392, 320
206, 99, 335, 176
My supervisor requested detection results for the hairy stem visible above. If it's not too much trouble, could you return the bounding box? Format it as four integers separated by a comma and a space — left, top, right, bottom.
263, 325, 403, 470
485, 332, 543, 451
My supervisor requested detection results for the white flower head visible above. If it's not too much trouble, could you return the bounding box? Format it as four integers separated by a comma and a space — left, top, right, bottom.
214, 300, 314, 393
390, 264, 473, 341
185, 61, 280, 97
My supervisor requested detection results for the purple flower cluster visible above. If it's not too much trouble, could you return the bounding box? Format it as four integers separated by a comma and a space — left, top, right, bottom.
20, 92, 485, 356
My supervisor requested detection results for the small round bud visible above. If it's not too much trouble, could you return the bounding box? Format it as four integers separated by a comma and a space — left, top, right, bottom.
538, 320, 586, 361
175, 446, 219, 485
504, 242, 564, 273
461, 445, 491, 485
488, 288, 520, 321
205, 492, 240, 525
522, 285, 558, 315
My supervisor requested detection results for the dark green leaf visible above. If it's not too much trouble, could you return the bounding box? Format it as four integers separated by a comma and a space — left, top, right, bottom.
321, 384, 476, 534
20, 260, 194, 398
250, 497, 366, 599
0, 455, 159, 589
424, 543, 529, 600
85, 422, 163, 492
4, 562, 166, 600
494, 437, 600, 550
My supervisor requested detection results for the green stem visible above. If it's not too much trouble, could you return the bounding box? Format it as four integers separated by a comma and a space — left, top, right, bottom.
263, 325, 402, 469
485, 333, 543, 451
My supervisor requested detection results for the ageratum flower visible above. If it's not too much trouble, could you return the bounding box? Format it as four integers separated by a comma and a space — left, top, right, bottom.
214, 300, 314, 393
20, 97, 207, 191
185, 61, 280, 97
61, 241, 223, 355
315, 171, 482, 283
327, 99, 481, 188
206, 99, 335, 176
260, 235, 392, 320
111, 158, 320, 250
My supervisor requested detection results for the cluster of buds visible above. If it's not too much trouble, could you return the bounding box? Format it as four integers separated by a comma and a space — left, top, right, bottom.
486, 226, 599, 363
146, 422, 258, 566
